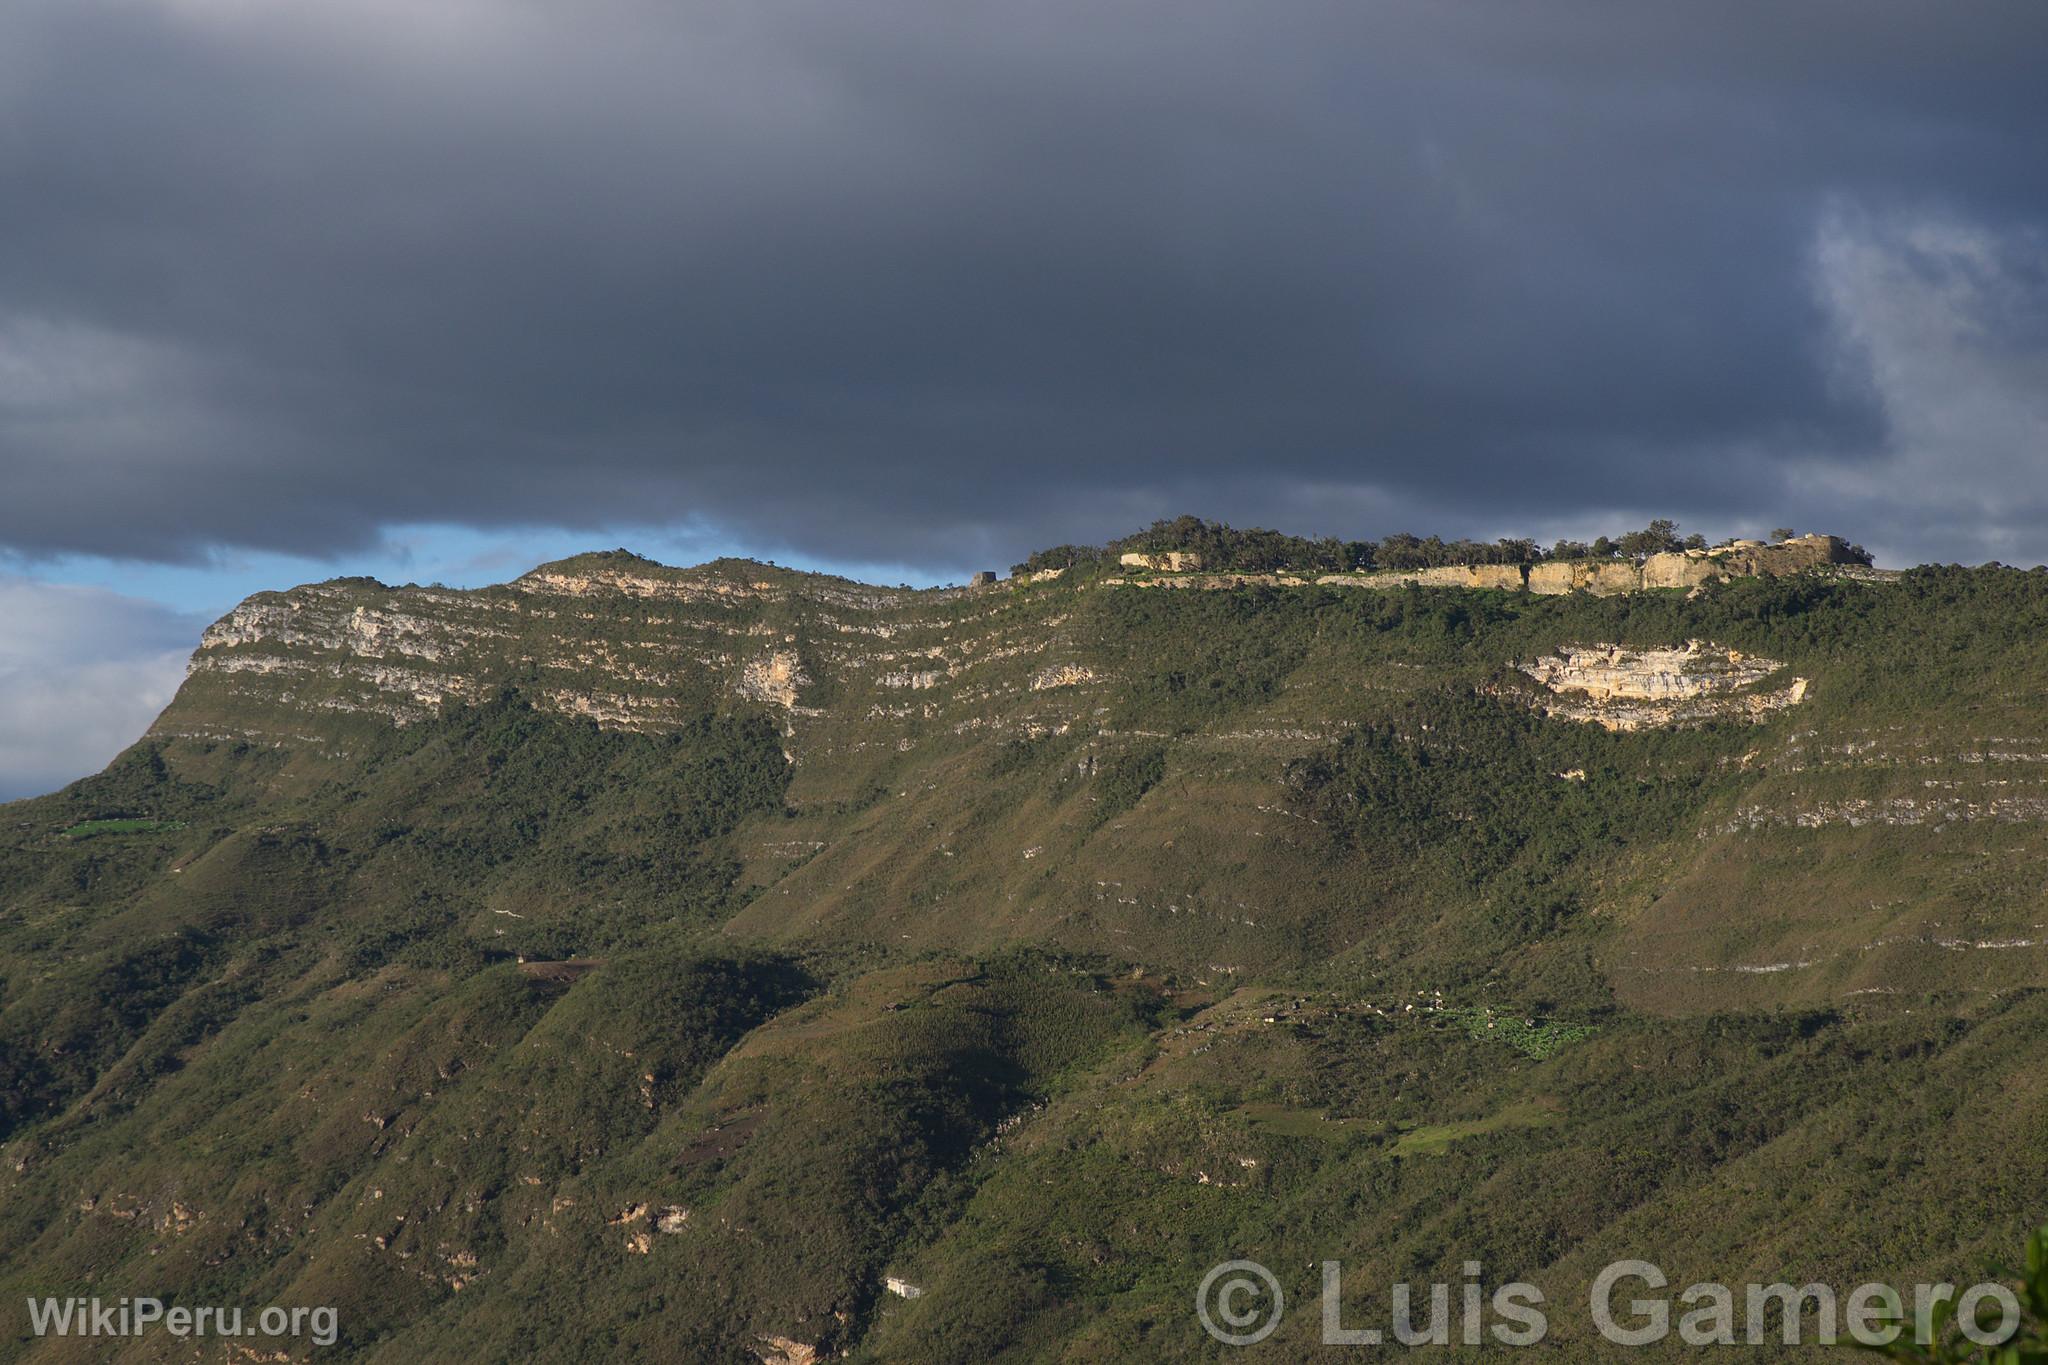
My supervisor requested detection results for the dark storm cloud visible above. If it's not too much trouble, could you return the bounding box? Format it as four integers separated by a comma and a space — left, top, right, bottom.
3, 0, 2046, 570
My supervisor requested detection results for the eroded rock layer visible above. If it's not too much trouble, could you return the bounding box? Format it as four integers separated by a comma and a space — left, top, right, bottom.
1520, 642, 1809, 730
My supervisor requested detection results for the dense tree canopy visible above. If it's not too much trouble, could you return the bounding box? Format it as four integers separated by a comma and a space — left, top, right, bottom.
1016, 515, 1838, 576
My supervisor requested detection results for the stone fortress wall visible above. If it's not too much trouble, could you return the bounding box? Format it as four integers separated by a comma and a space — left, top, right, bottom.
1105, 534, 1877, 596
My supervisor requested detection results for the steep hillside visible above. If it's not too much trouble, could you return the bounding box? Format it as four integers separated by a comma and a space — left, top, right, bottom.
3, 552, 2046, 1360
143, 551, 2048, 1006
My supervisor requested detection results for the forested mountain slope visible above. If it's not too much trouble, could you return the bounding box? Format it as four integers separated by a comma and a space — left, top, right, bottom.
3, 553, 2044, 1360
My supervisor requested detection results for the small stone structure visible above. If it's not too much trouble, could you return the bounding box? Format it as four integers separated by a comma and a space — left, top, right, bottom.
969, 571, 998, 587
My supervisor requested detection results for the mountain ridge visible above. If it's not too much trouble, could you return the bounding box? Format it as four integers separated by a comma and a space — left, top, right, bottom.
136, 546, 2048, 1006
155, 530, 1879, 744
6, 541, 2048, 1360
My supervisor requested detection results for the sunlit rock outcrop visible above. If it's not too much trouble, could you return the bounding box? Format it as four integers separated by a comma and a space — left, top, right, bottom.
1520, 642, 1810, 730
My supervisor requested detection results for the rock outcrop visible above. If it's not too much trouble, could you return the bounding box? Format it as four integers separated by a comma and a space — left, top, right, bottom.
1113, 533, 1867, 597
737, 651, 810, 711
1105, 536, 1875, 593
154, 538, 1869, 760
1519, 642, 1810, 730
1355, 564, 1527, 591
153, 552, 1113, 776
1525, 560, 1645, 595
1717, 535, 1861, 575
1530, 536, 1864, 596
1118, 551, 1206, 572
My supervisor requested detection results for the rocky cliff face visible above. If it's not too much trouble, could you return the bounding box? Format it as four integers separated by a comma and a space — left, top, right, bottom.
1526, 559, 1647, 595
155, 552, 1117, 787
1529, 535, 1864, 596
1117, 551, 1205, 572
1519, 642, 1809, 730
157, 539, 1866, 757
1359, 563, 1527, 591
97, 548, 2048, 1016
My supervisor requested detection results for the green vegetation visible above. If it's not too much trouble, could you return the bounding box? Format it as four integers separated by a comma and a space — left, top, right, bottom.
1441, 1007, 1598, 1059
1088, 743, 1167, 828
1, 547, 2044, 1360
1010, 542, 1107, 575
60, 818, 187, 839
1012, 512, 1872, 575
1110, 514, 1371, 571
1390, 1096, 1562, 1155
1848, 1225, 2048, 1361
1232, 1101, 1376, 1141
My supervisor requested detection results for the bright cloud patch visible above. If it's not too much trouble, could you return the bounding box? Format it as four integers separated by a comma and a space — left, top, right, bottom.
1808, 208, 2048, 565
0, 578, 200, 801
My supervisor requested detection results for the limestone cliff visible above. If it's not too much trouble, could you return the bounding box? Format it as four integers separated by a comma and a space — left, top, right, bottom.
1350, 563, 1527, 591
1518, 642, 1810, 730
1525, 560, 1646, 595
156, 538, 1870, 760
1531, 535, 1865, 595
154, 551, 1107, 779
116, 544, 2048, 1012
1117, 551, 1206, 572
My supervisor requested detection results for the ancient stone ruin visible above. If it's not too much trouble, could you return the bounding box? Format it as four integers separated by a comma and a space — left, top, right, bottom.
1118, 551, 1206, 572
1114, 534, 1868, 596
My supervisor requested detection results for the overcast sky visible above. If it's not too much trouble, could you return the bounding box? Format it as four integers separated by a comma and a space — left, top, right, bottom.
3, 0, 2047, 798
